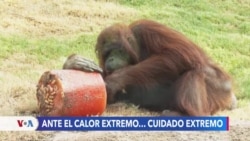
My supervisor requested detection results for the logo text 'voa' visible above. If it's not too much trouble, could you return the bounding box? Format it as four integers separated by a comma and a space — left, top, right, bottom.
17, 120, 33, 127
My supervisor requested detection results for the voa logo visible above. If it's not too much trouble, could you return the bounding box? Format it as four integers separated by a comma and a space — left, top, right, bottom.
17, 120, 34, 127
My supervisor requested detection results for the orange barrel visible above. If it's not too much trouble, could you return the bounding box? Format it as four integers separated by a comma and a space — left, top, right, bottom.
36, 70, 106, 116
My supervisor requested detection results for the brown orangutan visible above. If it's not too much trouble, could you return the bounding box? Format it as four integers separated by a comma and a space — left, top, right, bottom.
63, 19, 237, 116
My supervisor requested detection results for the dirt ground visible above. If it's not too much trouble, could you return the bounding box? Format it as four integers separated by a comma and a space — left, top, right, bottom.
50, 126, 250, 141
0, 0, 249, 141
49, 103, 250, 141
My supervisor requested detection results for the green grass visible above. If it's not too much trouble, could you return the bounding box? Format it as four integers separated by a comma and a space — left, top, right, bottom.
0, 0, 249, 101
0, 35, 97, 68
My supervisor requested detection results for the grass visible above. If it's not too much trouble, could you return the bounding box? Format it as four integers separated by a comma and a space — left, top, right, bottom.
0, 0, 249, 140
0, 0, 249, 109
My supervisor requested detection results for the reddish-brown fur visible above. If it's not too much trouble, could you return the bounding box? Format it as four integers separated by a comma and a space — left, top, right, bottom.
95, 19, 236, 116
